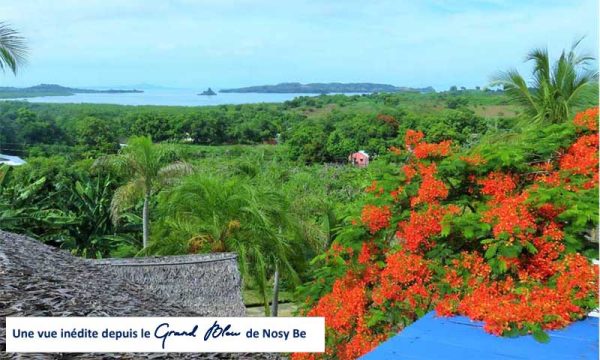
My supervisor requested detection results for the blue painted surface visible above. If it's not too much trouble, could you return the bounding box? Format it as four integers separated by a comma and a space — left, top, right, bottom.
361, 312, 599, 360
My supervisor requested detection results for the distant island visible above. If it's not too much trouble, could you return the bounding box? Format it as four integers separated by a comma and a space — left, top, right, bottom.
220, 82, 435, 94
199, 87, 217, 96
0, 84, 143, 99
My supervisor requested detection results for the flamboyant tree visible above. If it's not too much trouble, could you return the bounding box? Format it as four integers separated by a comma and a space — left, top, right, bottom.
295, 108, 599, 359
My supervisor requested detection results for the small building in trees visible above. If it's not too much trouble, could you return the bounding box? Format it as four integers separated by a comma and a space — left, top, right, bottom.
349, 150, 369, 167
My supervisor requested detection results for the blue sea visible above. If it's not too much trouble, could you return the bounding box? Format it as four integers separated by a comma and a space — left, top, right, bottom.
9, 89, 322, 107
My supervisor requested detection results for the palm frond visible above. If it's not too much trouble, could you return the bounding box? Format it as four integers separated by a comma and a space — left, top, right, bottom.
491, 69, 537, 114
92, 154, 132, 177
0, 22, 27, 74
495, 42, 596, 123
110, 178, 144, 224
158, 161, 194, 186
526, 47, 550, 87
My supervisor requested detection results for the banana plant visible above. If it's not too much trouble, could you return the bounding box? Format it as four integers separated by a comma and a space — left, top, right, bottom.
0, 165, 75, 241
62, 175, 141, 258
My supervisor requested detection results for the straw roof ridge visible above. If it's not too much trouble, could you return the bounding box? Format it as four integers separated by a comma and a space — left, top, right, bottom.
0, 230, 280, 360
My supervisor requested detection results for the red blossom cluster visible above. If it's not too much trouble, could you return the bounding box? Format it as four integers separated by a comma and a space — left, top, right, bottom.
535, 170, 562, 187
372, 251, 433, 309
405, 129, 424, 147
519, 234, 564, 280
482, 192, 536, 243
361, 205, 391, 234
477, 172, 517, 202
299, 270, 387, 359
410, 163, 448, 206
413, 140, 452, 159
402, 164, 417, 182
452, 253, 597, 335
396, 205, 459, 251
404, 130, 453, 159
559, 134, 599, 179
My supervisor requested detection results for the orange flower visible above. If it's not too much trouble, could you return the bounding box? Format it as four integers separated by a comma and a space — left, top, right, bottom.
573, 107, 598, 131
460, 154, 486, 166
413, 140, 452, 159
405, 129, 424, 147
388, 146, 402, 155
361, 205, 392, 234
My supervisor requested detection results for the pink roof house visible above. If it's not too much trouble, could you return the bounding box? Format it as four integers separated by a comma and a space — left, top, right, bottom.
349, 150, 369, 167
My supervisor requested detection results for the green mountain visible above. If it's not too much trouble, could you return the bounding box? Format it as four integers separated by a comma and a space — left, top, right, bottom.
0, 84, 143, 99
220, 82, 435, 94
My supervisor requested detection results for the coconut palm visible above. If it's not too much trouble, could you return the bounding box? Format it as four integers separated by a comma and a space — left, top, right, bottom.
0, 22, 27, 74
95, 136, 192, 249
492, 39, 598, 124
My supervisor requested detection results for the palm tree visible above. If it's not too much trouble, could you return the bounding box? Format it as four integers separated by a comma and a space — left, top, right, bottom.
492, 39, 598, 124
0, 22, 27, 74
150, 175, 300, 315
95, 136, 192, 249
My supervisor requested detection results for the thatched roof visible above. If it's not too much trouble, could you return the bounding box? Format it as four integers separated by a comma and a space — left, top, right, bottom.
0, 230, 278, 359
96, 253, 246, 316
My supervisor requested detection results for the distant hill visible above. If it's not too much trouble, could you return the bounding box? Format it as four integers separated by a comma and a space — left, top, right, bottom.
0, 84, 143, 99
220, 82, 435, 94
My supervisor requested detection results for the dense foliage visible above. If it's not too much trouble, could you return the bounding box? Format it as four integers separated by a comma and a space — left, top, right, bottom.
0, 133, 378, 311
294, 108, 599, 359
0, 90, 514, 160
1, 87, 597, 344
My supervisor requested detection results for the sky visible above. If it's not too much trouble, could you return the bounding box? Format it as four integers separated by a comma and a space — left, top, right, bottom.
0, 0, 597, 90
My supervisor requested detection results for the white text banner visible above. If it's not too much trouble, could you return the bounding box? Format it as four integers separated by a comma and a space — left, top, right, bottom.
6, 317, 325, 353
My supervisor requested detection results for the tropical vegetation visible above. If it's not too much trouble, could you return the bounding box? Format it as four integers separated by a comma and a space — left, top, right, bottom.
0, 37, 598, 359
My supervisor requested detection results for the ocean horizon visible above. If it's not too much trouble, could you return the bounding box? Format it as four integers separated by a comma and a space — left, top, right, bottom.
2, 88, 325, 107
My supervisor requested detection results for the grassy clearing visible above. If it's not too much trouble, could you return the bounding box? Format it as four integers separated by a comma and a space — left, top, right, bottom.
471, 104, 519, 118
243, 289, 298, 316
246, 303, 298, 317
243, 289, 295, 306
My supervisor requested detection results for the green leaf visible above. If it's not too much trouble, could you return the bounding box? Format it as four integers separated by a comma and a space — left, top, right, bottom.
499, 244, 522, 258
504, 327, 519, 338
366, 310, 385, 327
485, 243, 499, 259
524, 241, 538, 255
583, 248, 599, 259
441, 222, 451, 237
463, 227, 474, 239
498, 259, 508, 273
532, 329, 550, 343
